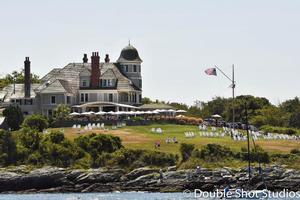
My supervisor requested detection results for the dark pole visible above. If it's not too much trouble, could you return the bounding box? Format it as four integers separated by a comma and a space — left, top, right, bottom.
232, 65, 235, 136
214, 65, 236, 137
245, 101, 251, 180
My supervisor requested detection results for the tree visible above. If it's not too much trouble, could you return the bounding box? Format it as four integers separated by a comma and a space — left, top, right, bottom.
3, 105, 24, 130
289, 108, 300, 128
0, 69, 40, 89
180, 143, 195, 162
53, 104, 71, 121
250, 106, 289, 128
0, 130, 17, 165
280, 97, 300, 113
22, 114, 48, 132
141, 97, 154, 104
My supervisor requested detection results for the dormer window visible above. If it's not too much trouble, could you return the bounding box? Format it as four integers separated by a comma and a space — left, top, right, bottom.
133, 65, 137, 72
101, 79, 107, 87
124, 65, 128, 72
100, 79, 115, 87
82, 80, 87, 87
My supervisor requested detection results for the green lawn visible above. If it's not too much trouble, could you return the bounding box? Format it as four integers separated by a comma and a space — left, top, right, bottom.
120, 124, 300, 154
53, 124, 300, 155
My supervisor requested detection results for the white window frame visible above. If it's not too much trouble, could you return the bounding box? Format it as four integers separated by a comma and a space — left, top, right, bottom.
80, 93, 89, 103
82, 80, 87, 87
51, 96, 56, 105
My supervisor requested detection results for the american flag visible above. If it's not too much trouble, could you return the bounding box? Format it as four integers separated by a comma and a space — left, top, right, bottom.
205, 68, 217, 76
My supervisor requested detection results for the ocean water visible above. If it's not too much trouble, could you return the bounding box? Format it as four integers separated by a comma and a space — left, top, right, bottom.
0, 193, 191, 200
0, 192, 298, 200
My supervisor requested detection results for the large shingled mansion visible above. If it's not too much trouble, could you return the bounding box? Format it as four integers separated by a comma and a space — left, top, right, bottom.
0, 44, 143, 116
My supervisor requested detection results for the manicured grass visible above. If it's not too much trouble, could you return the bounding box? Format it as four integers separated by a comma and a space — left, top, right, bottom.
49, 124, 300, 155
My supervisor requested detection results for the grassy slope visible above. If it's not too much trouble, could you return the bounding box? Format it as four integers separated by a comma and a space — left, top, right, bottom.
51, 124, 300, 155
47, 124, 300, 169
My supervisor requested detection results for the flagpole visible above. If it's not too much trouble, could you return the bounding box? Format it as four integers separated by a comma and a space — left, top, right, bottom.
213, 65, 236, 137
232, 64, 235, 135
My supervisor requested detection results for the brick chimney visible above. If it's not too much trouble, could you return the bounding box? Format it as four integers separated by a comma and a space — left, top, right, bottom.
105, 54, 110, 63
90, 52, 100, 88
24, 57, 31, 98
83, 54, 88, 63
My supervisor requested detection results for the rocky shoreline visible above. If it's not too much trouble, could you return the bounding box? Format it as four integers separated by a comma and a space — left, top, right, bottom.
0, 166, 299, 193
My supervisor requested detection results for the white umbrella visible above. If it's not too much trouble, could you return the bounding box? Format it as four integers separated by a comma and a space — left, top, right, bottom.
69, 112, 80, 116
114, 111, 125, 115
153, 109, 162, 113
167, 109, 176, 112
96, 111, 106, 115
211, 114, 222, 118
127, 111, 137, 115
145, 110, 154, 114
135, 111, 145, 115
82, 112, 92, 115
107, 111, 115, 115
176, 110, 187, 113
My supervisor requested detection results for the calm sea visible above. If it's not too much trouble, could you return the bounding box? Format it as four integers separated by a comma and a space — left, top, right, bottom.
0, 192, 298, 200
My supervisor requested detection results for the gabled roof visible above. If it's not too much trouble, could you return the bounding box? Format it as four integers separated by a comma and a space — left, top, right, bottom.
40, 61, 140, 92
40, 79, 71, 94
1, 84, 41, 102
40, 68, 61, 82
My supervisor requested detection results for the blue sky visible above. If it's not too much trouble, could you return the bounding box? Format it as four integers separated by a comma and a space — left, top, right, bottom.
0, 0, 299, 105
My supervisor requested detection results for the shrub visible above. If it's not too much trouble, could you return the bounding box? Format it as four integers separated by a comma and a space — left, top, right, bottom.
180, 143, 195, 161
110, 148, 177, 168
239, 146, 270, 163
260, 125, 298, 135
48, 131, 65, 144
75, 133, 123, 167
290, 149, 300, 155
198, 144, 234, 161
22, 114, 48, 132
141, 151, 177, 166
18, 128, 42, 151
39, 133, 85, 167
111, 148, 144, 167
27, 151, 43, 165
75, 133, 123, 154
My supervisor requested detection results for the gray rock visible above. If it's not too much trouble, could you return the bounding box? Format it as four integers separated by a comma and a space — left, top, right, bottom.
123, 167, 159, 181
